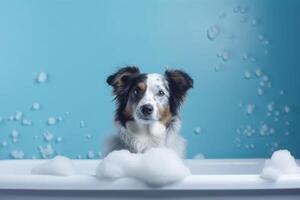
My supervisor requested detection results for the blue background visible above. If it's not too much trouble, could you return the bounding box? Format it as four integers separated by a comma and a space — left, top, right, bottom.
0, 0, 299, 159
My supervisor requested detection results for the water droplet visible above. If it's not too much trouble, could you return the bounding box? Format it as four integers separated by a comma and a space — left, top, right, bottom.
222, 51, 230, 61
246, 104, 255, 115
194, 127, 203, 135
283, 105, 290, 113
242, 52, 249, 60
255, 69, 262, 77
1, 141, 8, 147
279, 90, 285, 96
87, 151, 95, 159
264, 40, 270, 45
285, 121, 290, 126
207, 25, 221, 40
269, 128, 275, 134
258, 34, 264, 40
44, 131, 54, 142
57, 116, 64, 122
22, 119, 33, 126
244, 71, 252, 79
262, 75, 269, 82
11, 129, 19, 138
56, 137, 63, 143
257, 88, 264, 96
32, 102, 41, 111
86, 134, 92, 139
259, 81, 265, 87
36, 72, 48, 83
10, 150, 24, 159
80, 120, 86, 128
47, 117, 57, 126
39, 144, 54, 159
14, 111, 23, 121
214, 64, 222, 72
267, 102, 274, 111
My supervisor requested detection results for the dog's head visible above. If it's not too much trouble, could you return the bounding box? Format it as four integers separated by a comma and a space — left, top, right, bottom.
107, 66, 193, 127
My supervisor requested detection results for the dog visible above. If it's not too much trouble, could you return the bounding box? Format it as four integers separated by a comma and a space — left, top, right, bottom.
105, 66, 193, 157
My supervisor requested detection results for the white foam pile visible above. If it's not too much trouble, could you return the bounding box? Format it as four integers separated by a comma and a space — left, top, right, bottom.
260, 149, 300, 181
31, 156, 76, 176
96, 148, 191, 187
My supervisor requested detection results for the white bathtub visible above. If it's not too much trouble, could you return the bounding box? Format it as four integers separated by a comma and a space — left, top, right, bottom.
0, 159, 300, 199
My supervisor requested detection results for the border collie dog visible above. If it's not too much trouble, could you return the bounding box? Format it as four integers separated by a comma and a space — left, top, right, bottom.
105, 66, 193, 157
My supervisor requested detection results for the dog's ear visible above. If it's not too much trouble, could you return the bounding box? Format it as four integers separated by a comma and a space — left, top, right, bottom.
165, 69, 193, 113
107, 66, 140, 94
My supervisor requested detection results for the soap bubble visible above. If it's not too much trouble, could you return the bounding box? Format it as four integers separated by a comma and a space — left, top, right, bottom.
14, 111, 23, 121
262, 75, 269, 82
39, 144, 54, 159
274, 111, 280, 116
86, 134, 92, 139
283, 105, 290, 113
77, 154, 83, 159
32, 102, 41, 111
36, 72, 48, 83
44, 131, 54, 142
10, 150, 25, 159
11, 129, 19, 138
255, 69, 262, 77
214, 64, 222, 72
1, 141, 8, 147
264, 40, 270, 45
244, 71, 252, 79
87, 151, 95, 159
279, 90, 285, 96
267, 102, 274, 111
207, 25, 220, 40
258, 34, 264, 40
80, 120, 86, 128
246, 104, 255, 115
47, 117, 57, 126
56, 137, 63, 143
242, 52, 249, 60
194, 127, 203, 135
22, 119, 33, 126
257, 88, 264, 96
222, 51, 230, 61
285, 121, 290, 126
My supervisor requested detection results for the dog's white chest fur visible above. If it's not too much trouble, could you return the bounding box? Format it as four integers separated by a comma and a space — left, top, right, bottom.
125, 121, 167, 150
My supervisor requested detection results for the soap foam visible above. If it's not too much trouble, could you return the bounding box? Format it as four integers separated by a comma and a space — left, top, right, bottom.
31, 156, 76, 176
96, 148, 191, 187
260, 149, 300, 181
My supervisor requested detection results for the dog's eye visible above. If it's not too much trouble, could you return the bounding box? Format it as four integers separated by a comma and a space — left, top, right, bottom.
158, 90, 165, 96
133, 88, 141, 95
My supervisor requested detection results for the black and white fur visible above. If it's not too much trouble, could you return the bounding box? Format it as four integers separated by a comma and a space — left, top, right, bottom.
105, 66, 193, 157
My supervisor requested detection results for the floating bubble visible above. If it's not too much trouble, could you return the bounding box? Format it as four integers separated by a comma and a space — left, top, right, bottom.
233, 5, 241, 13
242, 52, 249, 60
250, 144, 255, 149
14, 111, 23, 121
8, 115, 14, 121
214, 64, 222, 72
284, 131, 290, 136
44, 131, 54, 142
274, 111, 280, 116
259, 81, 265, 87
279, 90, 285, 96
266, 112, 271, 117
87, 151, 95, 159
246, 104, 255, 115
194, 127, 203, 135
77, 154, 83, 159
283, 105, 290, 113
285, 121, 290, 126
257, 88, 264, 96
36, 72, 48, 83
0, 117, 3, 125
267, 102, 274, 111
222, 51, 230, 61
258, 34, 264, 40
39, 144, 54, 159
80, 120, 86, 128
264, 49, 269, 55
32, 102, 41, 111
269, 128, 275, 134
262, 75, 269, 82
260, 123, 269, 136
251, 18, 260, 26
57, 116, 64, 122
47, 117, 57, 126
274, 117, 279, 122
249, 56, 256, 62
207, 25, 221, 40
255, 69, 262, 77
264, 40, 270, 45
267, 81, 272, 88
1, 141, 8, 147
244, 71, 252, 79
11, 129, 19, 138
10, 150, 24, 159
86, 134, 92, 139
22, 119, 32, 126
56, 137, 63, 143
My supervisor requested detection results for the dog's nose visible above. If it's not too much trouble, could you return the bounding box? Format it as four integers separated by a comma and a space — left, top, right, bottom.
141, 104, 153, 116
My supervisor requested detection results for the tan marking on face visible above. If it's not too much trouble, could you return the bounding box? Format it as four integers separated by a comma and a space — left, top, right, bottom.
158, 105, 172, 125
123, 102, 134, 120
136, 81, 146, 93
